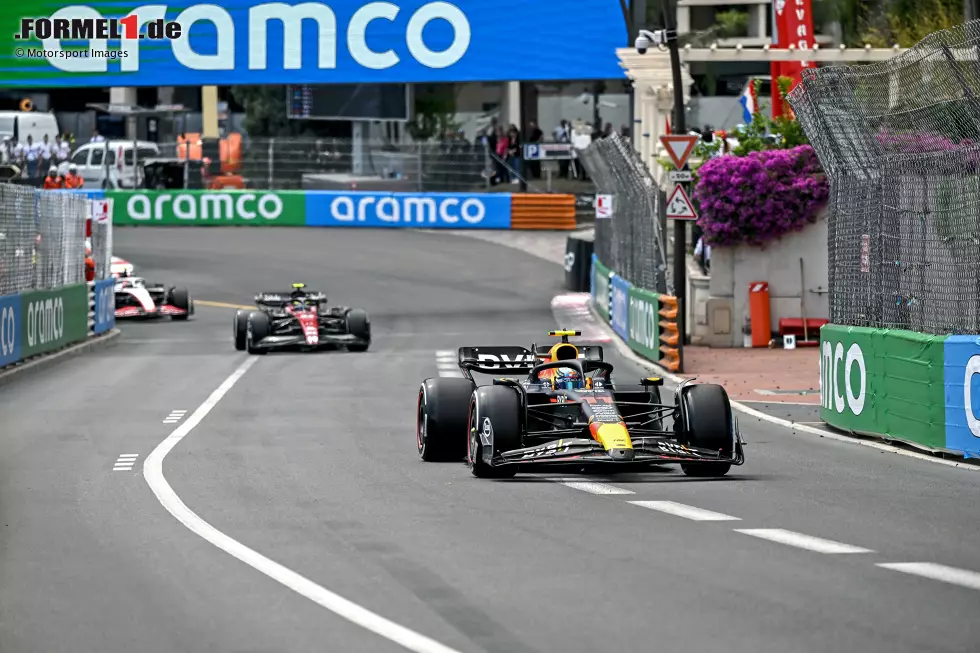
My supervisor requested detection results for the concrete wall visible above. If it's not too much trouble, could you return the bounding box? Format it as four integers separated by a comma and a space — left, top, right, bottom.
704, 209, 829, 347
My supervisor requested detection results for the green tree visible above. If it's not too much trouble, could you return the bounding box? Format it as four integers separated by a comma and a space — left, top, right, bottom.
405, 85, 460, 142
230, 86, 310, 138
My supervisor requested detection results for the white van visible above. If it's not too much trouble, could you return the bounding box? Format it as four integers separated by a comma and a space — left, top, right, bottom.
60, 140, 161, 188
0, 111, 60, 145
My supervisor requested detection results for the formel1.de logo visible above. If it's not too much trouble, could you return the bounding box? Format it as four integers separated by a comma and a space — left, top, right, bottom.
15, 16, 181, 40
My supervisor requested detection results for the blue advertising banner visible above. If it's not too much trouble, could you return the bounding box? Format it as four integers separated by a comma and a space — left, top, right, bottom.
609, 273, 630, 341
943, 335, 980, 458
92, 278, 116, 335
2, 1, 626, 88
0, 293, 23, 368
305, 191, 511, 229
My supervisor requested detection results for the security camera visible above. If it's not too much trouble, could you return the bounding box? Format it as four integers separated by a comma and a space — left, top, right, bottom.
635, 29, 667, 55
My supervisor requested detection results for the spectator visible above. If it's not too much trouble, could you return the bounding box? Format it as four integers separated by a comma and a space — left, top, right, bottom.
694, 236, 711, 272
54, 134, 70, 167
505, 124, 521, 183
1, 137, 11, 165
64, 163, 84, 188
39, 134, 53, 174
526, 120, 543, 179
23, 135, 39, 178
43, 166, 63, 189
554, 119, 571, 179
493, 125, 508, 185
602, 122, 614, 139
90, 129, 105, 143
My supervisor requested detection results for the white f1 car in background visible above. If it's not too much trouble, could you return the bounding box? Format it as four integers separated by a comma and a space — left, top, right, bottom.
114, 276, 194, 320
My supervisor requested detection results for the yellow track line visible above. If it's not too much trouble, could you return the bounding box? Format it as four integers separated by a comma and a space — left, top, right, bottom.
195, 300, 254, 310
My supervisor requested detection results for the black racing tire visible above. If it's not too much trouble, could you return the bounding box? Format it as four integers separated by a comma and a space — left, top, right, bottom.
170, 287, 191, 321
345, 309, 371, 352
675, 384, 734, 477
467, 385, 522, 478
234, 309, 248, 351
417, 378, 474, 462
246, 311, 271, 355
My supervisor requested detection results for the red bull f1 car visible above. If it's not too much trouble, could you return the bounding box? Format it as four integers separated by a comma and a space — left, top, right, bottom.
114, 275, 194, 320
234, 283, 371, 354
416, 331, 744, 478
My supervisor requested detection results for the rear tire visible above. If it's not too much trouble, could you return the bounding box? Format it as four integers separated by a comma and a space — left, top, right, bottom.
417, 378, 474, 462
675, 384, 734, 477
346, 309, 370, 352
246, 311, 270, 355
170, 287, 192, 321
234, 310, 248, 351
468, 386, 522, 478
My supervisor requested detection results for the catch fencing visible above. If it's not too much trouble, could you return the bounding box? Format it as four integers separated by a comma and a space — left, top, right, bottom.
155, 137, 493, 193
576, 132, 668, 294
0, 184, 87, 296
788, 20, 980, 335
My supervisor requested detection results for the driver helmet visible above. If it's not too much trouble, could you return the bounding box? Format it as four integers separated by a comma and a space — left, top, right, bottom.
553, 367, 583, 390
291, 298, 307, 310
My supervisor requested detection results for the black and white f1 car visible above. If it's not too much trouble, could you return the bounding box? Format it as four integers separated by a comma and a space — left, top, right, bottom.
114, 276, 193, 320
416, 330, 744, 478
234, 283, 371, 354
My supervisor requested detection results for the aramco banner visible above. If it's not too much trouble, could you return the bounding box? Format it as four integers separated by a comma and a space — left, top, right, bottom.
1, 0, 626, 87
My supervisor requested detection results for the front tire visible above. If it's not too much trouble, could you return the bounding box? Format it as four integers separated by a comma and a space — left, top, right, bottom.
234, 310, 248, 351
346, 309, 371, 352
170, 287, 192, 321
675, 384, 734, 477
417, 378, 474, 462
468, 385, 522, 478
246, 311, 270, 355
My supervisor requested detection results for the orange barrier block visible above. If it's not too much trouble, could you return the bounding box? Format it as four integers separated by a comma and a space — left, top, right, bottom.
509, 193, 576, 230
748, 281, 772, 348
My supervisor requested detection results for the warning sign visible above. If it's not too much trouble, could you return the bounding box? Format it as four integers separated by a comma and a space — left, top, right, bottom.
665, 184, 697, 220
595, 194, 613, 219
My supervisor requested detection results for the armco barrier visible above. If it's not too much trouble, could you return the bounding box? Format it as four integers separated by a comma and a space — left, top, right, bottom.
91, 279, 115, 335
103, 190, 578, 230
627, 285, 659, 362
610, 274, 630, 340
20, 284, 89, 359
591, 254, 612, 322
944, 335, 980, 457
0, 293, 22, 367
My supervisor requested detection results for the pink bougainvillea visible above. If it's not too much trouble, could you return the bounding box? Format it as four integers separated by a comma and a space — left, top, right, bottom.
692, 145, 829, 247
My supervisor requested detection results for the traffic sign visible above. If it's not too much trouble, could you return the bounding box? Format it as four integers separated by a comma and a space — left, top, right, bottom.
668, 170, 693, 183
659, 134, 700, 169
665, 184, 698, 220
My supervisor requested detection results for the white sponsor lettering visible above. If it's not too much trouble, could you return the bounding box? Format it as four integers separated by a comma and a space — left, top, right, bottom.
476, 353, 534, 369
125, 193, 284, 221
965, 355, 980, 438
330, 195, 485, 225
26, 297, 65, 348
0, 304, 16, 357
821, 340, 866, 416
611, 281, 628, 331
43, 2, 471, 72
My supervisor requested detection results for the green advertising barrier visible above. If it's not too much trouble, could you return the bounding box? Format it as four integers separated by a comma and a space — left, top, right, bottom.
20, 284, 89, 359
627, 286, 660, 362
107, 190, 307, 226
592, 256, 611, 322
820, 324, 947, 450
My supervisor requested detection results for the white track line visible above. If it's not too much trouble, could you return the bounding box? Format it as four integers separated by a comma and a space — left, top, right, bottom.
628, 501, 741, 521
735, 529, 872, 554
143, 357, 464, 653
556, 480, 635, 495
877, 563, 980, 591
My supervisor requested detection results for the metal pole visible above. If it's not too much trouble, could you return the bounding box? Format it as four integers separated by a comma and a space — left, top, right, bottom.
663, 0, 688, 344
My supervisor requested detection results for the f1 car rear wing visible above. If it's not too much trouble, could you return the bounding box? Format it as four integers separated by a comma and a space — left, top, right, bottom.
458, 346, 537, 375
255, 291, 327, 304
457, 343, 605, 376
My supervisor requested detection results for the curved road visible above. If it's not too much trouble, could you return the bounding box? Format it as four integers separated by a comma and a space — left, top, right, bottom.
1, 227, 978, 652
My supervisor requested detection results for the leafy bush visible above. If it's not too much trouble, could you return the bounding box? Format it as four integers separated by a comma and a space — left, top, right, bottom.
693, 145, 829, 247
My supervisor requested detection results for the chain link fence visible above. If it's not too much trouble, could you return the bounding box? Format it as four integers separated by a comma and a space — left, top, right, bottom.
576, 132, 668, 294
0, 184, 87, 296
154, 137, 493, 192
789, 20, 980, 335
90, 212, 112, 282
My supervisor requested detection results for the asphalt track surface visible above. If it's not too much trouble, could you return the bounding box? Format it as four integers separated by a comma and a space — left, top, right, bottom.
1, 226, 978, 653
